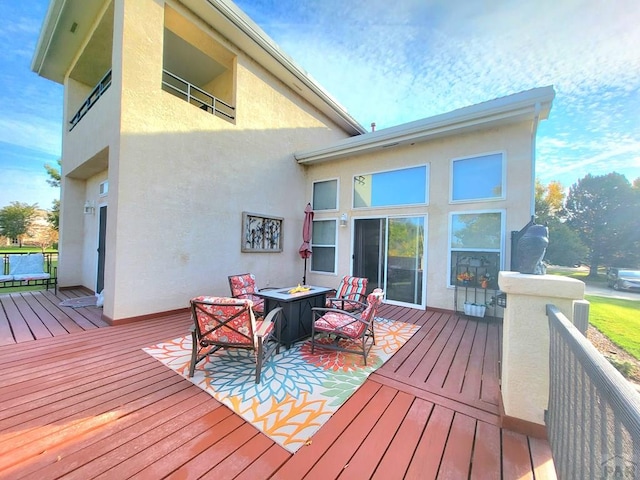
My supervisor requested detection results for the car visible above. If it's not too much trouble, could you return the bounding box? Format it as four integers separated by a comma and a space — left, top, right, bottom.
607, 268, 640, 292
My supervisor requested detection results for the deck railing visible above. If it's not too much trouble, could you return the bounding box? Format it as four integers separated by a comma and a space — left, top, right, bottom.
161, 70, 235, 120
546, 304, 640, 479
69, 70, 112, 131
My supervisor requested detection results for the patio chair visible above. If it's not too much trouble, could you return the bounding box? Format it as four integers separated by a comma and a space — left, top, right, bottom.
228, 273, 276, 316
189, 296, 283, 383
325, 275, 368, 312
311, 288, 384, 365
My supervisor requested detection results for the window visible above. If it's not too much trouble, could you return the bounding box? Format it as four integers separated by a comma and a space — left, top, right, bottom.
313, 180, 338, 210
311, 220, 337, 273
451, 153, 504, 202
99, 181, 108, 196
354, 165, 428, 208
449, 211, 503, 286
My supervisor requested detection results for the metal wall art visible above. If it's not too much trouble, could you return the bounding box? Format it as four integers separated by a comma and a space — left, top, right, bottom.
241, 212, 283, 252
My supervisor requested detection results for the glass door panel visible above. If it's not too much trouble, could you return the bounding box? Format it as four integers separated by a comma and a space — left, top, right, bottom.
353, 216, 425, 307
386, 217, 424, 305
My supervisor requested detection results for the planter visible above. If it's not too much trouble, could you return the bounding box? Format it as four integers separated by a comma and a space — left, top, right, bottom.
464, 303, 486, 318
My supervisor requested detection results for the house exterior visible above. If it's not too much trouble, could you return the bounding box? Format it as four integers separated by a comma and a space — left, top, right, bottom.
32, 0, 554, 323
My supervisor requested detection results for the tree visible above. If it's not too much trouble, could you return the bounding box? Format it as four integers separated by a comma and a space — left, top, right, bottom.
28, 219, 59, 252
535, 179, 588, 266
535, 179, 565, 224
44, 159, 61, 188
543, 218, 589, 266
0, 202, 38, 247
565, 172, 639, 276
44, 158, 61, 231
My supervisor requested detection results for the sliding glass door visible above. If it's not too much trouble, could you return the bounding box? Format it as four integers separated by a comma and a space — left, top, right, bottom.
353, 216, 426, 308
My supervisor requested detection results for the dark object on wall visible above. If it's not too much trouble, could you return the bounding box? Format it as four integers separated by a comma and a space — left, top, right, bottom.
514, 221, 549, 274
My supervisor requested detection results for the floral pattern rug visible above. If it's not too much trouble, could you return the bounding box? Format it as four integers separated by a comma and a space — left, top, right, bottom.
143, 317, 420, 453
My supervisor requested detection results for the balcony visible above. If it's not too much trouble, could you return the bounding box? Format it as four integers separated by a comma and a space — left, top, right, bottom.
162, 69, 235, 121
69, 70, 112, 131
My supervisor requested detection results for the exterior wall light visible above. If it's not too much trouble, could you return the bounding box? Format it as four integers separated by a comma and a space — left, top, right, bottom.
84, 201, 95, 215
340, 213, 348, 227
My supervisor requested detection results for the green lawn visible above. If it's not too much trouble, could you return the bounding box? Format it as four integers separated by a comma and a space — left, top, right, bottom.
547, 266, 640, 363
586, 295, 640, 361
547, 266, 608, 286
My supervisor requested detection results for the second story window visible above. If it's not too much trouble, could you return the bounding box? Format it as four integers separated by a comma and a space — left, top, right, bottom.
354, 165, 429, 208
313, 179, 338, 211
451, 153, 505, 203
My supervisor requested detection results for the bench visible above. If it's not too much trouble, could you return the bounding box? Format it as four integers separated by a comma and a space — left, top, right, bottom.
0, 253, 57, 293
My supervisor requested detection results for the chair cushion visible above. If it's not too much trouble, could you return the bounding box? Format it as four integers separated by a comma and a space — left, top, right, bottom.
233, 293, 264, 314
9, 254, 45, 275
13, 273, 50, 281
192, 296, 255, 345
326, 276, 368, 308
314, 311, 366, 339
229, 274, 257, 297
337, 276, 367, 298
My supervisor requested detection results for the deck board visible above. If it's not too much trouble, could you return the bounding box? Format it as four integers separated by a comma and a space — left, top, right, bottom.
0, 289, 557, 479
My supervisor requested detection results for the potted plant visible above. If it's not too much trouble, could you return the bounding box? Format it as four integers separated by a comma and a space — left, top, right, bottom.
457, 271, 474, 285
463, 302, 487, 317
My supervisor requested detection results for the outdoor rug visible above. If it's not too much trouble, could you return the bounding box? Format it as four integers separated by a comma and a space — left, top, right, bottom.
143, 317, 420, 453
59, 296, 97, 308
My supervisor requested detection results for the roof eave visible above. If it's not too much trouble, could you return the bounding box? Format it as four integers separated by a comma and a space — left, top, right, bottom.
171, 0, 367, 135
295, 85, 555, 165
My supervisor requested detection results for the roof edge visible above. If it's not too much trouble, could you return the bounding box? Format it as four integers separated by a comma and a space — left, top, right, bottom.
295, 86, 555, 164
31, 0, 65, 75
205, 0, 366, 134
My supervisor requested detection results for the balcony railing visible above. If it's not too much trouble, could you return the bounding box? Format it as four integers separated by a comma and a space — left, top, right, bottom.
546, 304, 640, 479
69, 70, 112, 131
161, 70, 235, 120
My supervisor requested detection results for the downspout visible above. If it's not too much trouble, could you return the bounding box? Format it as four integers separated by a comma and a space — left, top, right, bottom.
530, 102, 541, 218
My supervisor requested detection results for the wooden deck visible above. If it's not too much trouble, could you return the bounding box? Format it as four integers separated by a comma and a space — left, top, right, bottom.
0, 289, 557, 479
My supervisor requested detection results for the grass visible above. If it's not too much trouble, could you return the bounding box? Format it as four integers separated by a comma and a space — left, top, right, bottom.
585, 294, 640, 361
547, 266, 608, 286
547, 265, 640, 363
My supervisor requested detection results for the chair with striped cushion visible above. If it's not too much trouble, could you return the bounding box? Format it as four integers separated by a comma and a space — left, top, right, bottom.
188, 296, 282, 383
311, 288, 384, 365
228, 273, 270, 315
325, 276, 368, 312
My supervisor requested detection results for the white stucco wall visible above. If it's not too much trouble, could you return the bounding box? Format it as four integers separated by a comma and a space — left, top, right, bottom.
305, 122, 534, 311
499, 272, 585, 425
97, 0, 352, 320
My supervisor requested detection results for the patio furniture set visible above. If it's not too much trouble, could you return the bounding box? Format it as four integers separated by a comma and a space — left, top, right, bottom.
188, 273, 383, 383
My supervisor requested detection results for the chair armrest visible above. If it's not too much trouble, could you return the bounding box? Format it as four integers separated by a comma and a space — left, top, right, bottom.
256, 307, 283, 337
326, 297, 367, 312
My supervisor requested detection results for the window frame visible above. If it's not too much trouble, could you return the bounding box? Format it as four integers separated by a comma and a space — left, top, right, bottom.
450, 152, 506, 204
310, 218, 338, 274
353, 164, 429, 209
447, 209, 505, 288
312, 178, 340, 212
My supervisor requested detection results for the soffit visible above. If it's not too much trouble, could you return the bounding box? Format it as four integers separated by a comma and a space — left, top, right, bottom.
32, 0, 365, 136
179, 0, 366, 135
295, 86, 556, 165
31, 0, 107, 85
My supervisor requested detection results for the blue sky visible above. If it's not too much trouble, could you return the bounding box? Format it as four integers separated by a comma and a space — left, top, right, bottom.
1, 0, 638, 210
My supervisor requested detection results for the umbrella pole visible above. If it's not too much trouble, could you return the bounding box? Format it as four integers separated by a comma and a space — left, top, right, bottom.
303, 257, 307, 285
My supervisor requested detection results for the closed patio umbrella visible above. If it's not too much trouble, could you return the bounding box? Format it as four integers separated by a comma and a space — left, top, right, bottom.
299, 203, 313, 285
